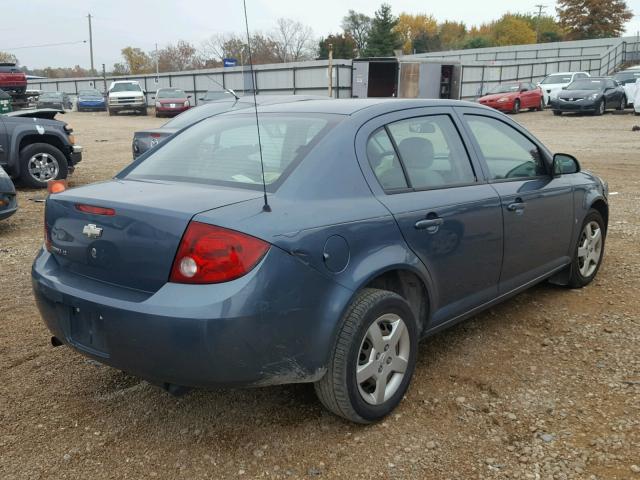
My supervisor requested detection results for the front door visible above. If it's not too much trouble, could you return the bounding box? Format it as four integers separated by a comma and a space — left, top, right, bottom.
460, 112, 574, 293
360, 109, 503, 325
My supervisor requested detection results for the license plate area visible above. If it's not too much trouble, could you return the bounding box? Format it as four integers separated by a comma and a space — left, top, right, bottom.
69, 306, 109, 357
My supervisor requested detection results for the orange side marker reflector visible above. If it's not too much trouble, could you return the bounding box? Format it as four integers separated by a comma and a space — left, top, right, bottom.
48, 180, 67, 194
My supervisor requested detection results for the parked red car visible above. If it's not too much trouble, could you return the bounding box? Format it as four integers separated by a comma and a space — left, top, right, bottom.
153, 88, 191, 117
0, 63, 27, 95
478, 82, 544, 114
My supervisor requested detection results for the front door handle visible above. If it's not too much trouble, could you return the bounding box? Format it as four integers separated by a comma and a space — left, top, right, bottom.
507, 201, 526, 212
415, 218, 444, 230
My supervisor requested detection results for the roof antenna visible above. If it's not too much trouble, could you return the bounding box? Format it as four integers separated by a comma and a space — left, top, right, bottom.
242, 0, 271, 212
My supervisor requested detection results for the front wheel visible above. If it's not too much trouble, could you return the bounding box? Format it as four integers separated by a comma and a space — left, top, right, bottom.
19, 143, 69, 188
568, 210, 606, 288
594, 100, 605, 116
512, 99, 521, 114
616, 96, 626, 111
537, 97, 545, 111
314, 289, 418, 423
553, 110, 562, 116
139, 108, 148, 116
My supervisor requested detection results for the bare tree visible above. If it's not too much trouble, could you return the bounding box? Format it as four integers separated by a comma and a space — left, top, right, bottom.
341, 10, 372, 55
270, 18, 315, 62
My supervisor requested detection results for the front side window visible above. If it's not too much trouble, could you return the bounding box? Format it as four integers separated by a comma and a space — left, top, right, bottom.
125, 113, 339, 190
465, 115, 546, 180
386, 115, 476, 189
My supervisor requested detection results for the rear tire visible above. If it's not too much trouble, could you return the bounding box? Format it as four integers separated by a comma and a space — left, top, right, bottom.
512, 99, 521, 114
616, 96, 626, 111
19, 143, 68, 188
553, 110, 562, 116
537, 98, 545, 111
567, 209, 606, 288
314, 288, 419, 424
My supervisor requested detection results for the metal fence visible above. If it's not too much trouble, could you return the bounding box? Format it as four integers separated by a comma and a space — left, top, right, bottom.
27, 60, 353, 105
457, 38, 640, 100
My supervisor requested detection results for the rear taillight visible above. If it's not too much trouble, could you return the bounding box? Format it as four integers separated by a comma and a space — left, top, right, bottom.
169, 222, 269, 284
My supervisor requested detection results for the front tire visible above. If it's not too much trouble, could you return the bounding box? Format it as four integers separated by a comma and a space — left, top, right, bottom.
594, 100, 605, 116
553, 110, 562, 116
512, 99, 521, 114
616, 96, 626, 111
568, 209, 606, 288
19, 143, 68, 188
314, 289, 418, 423
139, 107, 148, 116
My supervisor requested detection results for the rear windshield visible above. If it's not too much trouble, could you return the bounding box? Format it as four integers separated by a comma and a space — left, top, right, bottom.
110, 83, 141, 92
613, 72, 640, 85
125, 113, 340, 190
79, 89, 101, 96
541, 74, 573, 84
567, 79, 604, 90
163, 101, 253, 129
157, 89, 186, 99
0, 65, 21, 73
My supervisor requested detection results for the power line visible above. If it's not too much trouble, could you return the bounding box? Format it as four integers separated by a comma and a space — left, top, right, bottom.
4, 40, 87, 51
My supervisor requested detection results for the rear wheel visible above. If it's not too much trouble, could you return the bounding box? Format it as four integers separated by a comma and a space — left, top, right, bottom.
512, 99, 521, 114
568, 209, 605, 288
553, 110, 562, 116
19, 143, 68, 188
537, 97, 545, 111
616, 96, 626, 111
314, 288, 418, 423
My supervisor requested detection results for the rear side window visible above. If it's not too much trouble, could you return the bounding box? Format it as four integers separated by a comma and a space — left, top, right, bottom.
386, 115, 476, 189
366, 128, 408, 190
465, 115, 546, 180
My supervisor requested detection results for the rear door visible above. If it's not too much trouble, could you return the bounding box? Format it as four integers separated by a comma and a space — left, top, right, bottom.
457, 109, 574, 293
356, 107, 503, 325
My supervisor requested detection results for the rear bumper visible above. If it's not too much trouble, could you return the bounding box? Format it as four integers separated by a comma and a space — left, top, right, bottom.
0, 193, 17, 220
31, 246, 352, 388
78, 101, 105, 110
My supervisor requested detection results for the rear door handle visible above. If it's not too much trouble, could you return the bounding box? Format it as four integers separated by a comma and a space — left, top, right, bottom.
415, 218, 444, 230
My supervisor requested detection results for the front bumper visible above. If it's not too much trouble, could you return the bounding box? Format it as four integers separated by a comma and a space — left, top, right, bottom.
550, 98, 597, 112
69, 145, 83, 166
479, 100, 515, 112
78, 101, 105, 110
32, 246, 352, 388
156, 105, 189, 115
109, 101, 146, 112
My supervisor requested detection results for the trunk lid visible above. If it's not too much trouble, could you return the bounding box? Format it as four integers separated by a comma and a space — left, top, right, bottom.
46, 178, 262, 292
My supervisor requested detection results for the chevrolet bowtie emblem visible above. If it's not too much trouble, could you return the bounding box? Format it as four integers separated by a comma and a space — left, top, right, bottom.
82, 224, 103, 239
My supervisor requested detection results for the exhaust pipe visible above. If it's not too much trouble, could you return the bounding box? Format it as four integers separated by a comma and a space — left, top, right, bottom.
51, 336, 63, 347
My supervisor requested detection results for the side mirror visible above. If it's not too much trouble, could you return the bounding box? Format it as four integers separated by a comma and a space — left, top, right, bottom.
553, 153, 580, 176
187, 95, 192, 98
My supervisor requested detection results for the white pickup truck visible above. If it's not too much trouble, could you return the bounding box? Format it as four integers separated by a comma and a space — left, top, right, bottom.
108, 80, 147, 116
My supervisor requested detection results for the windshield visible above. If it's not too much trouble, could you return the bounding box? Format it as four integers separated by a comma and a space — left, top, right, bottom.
40, 92, 62, 99
127, 113, 339, 190
541, 74, 573, 85
110, 83, 141, 92
79, 89, 101, 96
163, 101, 253, 129
567, 79, 604, 90
487, 84, 520, 94
157, 89, 186, 99
613, 72, 640, 85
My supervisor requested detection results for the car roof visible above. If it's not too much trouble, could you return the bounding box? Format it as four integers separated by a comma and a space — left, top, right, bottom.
246, 98, 482, 116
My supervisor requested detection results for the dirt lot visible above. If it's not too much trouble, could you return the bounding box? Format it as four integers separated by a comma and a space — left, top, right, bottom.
1, 109, 639, 480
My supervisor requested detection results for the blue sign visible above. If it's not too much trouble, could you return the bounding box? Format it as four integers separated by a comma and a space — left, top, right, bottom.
223, 58, 238, 68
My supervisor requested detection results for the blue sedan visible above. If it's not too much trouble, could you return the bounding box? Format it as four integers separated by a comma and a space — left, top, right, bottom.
32, 99, 608, 423
76, 89, 106, 112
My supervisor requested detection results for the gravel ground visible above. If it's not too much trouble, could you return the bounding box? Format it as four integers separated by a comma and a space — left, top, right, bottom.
1, 109, 639, 480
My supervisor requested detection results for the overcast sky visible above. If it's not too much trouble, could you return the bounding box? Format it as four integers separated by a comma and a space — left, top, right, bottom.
3, 0, 639, 69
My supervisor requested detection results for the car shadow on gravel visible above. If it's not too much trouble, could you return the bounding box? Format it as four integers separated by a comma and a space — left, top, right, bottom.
79, 282, 568, 429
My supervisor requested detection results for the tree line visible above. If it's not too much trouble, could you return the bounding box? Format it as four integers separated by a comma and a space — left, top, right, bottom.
1, 0, 633, 78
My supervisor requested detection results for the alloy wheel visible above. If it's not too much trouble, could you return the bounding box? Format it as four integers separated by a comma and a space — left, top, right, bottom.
28, 152, 59, 182
577, 221, 603, 278
356, 313, 410, 405
599, 101, 605, 115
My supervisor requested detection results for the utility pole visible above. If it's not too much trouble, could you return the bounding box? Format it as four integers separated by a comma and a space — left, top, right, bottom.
534, 4, 546, 43
327, 43, 333, 98
155, 43, 159, 83
102, 63, 107, 94
87, 13, 94, 74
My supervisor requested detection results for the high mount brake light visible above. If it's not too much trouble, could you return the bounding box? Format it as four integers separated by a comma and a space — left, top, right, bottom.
75, 204, 116, 216
170, 222, 269, 284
